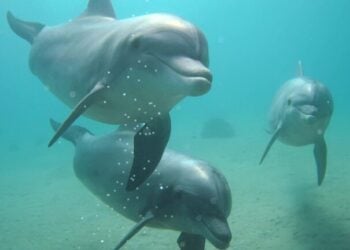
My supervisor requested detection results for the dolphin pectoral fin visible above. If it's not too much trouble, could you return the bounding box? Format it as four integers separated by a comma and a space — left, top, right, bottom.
48, 81, 106, 147
49, 119, 93, 146
114, 211, 154, 250
7, 11, 45, 44
177, 232, 206, 250
126, 113, 171, 191
314, 137, 327, 186
259, 127, 281, 164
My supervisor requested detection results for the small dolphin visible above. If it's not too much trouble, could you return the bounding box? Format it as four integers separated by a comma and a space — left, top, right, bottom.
260, 61, 333, 185
50, 119, 232, 250
7, 0, 212, 190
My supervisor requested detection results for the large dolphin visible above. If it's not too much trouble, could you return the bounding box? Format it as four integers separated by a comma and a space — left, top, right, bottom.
260, 62, 333, 185
7, 0, 212, 190
49, 119, 232, 250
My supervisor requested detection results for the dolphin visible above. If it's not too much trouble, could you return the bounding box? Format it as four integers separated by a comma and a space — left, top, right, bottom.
49, 119, 232, 250
259, 61, 333, 185
6, 0, 212, 190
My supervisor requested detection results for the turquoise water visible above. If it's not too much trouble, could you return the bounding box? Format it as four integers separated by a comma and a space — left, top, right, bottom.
0, 0, 349, 249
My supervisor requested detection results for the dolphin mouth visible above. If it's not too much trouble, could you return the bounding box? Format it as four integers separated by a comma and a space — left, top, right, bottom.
150, 53, 212, 96
201, 216, 231, 249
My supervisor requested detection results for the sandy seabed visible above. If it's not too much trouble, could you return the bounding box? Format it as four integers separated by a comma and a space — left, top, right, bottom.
1, 118, 349, 250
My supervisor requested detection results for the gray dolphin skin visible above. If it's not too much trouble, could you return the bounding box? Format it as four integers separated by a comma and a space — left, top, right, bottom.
50, 119, 232, 250
260, 62, 333, 185
7, 0, 212, 190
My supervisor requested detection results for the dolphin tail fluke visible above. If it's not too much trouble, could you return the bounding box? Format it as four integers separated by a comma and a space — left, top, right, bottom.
114, 211, 154, 250
177, 232, 206, 250
126, 113, 171, 191
6, 12, 45, 44
49, 119, 92, 146
297, 60, 304, 77
48, 81, 106, 147
314, 137, 327, 186
259, 127, 281, 164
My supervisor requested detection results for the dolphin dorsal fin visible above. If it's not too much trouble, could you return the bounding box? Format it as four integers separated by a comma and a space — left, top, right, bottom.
297, 60, 304, 77
7, 12, 45, 44
82, 0, 116, 18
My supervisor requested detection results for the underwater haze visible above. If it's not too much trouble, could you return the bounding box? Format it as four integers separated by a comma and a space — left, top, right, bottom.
1, 0, 350, 249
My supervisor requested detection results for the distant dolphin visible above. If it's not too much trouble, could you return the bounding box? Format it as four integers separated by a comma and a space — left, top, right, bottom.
260, 62, 333, 185
6, 0, 212, 190
50, 119, 232, 250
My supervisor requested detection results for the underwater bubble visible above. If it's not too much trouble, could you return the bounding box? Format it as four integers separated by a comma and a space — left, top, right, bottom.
142, 167, 147, 171
138, 107, 142, 111
210, 197, 217, 205
137, 78, 142, 83
146, 183, 150, 186
122, 92, 127, 96
317, 129, 323, 135
100, 240, 104, 244
123, 206, 127, 210
103, 100, 107, 104
80, 216, 84, 220
123, 149, 128, 152
122, 170, 125, 174
126, 75, 130, 79
125, 161, 129, 164
136, 196, 140, 200
170, 215, 174, 219
126, 198, 130, 202
107, 85, 111, 89
83, 105, 87, 109
69, 91, 76, 98
164, 214, 168, 218
137, 59, 142, 64
107, 71, 111, 75
129, 67, 133, 71
157, 112, 161, 116
147, 159, 151, 163
154, 69, 158, 73
106, 193, 110, 197
116, 180, 120, 184
134, 98, 138, 102
195, 215, 202, 222
113, 189, 117, 193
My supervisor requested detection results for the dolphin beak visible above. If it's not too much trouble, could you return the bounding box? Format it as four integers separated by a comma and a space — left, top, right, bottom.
201, 216, 232, 249
154, 54, 212, 96
297, 104, 319, 123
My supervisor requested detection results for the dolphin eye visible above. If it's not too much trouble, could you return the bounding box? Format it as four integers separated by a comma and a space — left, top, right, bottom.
131, 36, 141, 49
